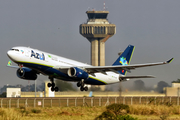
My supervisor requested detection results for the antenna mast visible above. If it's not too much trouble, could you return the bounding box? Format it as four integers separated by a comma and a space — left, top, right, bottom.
104, 2, 105, 11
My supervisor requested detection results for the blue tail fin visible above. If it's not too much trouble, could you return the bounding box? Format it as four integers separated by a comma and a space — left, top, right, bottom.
112, 45, 135, 75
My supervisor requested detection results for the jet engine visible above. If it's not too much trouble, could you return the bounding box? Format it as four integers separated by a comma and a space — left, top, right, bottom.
67, 67, 89, 79
16, 68, 37, 80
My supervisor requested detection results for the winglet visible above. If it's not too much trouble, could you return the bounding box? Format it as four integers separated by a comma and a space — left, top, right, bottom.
7, 61, 12, 66
167, 58, 174, 63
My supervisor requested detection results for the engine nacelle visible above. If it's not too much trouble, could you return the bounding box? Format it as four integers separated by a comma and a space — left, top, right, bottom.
16, 68, 37, 80
67, 67, 89, 79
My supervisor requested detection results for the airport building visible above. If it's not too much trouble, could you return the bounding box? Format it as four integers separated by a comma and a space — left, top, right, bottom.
165, 83, 180, 96
6, 88, 21, 97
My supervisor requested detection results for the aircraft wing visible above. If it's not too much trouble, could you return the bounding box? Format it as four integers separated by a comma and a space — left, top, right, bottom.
55, 58, 173, 75
83, 58, 173, 74
120, 75, 155, 79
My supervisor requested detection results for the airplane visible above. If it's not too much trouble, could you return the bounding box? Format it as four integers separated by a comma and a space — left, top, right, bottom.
7, 45, 173, 92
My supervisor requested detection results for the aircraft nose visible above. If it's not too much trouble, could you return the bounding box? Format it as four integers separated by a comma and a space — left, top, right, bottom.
7, 50, 11, 57
7, 50, 14, 59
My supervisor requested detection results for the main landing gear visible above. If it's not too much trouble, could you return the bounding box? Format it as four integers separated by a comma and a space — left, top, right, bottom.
77, 79, 88, 91
47, 77, 59, 92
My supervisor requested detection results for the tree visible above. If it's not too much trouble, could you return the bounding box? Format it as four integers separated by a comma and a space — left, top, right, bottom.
172, 79, 180, 83
0, 92, 6, 98
0, 85, 16, 93
156, 81, 170, 93
133, 80, 145, 91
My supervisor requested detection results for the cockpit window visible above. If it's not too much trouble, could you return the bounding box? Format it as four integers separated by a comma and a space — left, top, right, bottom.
11, 49, 19, 51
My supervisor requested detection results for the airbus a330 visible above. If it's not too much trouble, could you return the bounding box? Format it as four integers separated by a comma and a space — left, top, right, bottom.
7, 45, 173, 92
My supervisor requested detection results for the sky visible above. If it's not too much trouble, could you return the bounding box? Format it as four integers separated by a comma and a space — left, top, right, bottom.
0, 0, 180, 90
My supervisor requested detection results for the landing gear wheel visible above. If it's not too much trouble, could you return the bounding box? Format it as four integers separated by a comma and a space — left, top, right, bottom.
47, 83, 51, 87
79, 79, 86, 91
80, 87, 84, 91
84, 86, 88, 91
55, 87, 59, 92
77, 82, 81, 87
51, 87, 55, 91
49, 77, 57, 92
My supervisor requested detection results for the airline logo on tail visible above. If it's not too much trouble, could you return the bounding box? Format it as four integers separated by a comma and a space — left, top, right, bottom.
120, 57, 128, 66
119, 57, 129, 73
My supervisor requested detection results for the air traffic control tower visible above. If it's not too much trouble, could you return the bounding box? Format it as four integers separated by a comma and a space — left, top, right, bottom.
80, 10, 116, 66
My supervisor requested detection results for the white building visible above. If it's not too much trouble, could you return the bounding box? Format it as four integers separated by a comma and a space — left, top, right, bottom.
6, 88, 21, 97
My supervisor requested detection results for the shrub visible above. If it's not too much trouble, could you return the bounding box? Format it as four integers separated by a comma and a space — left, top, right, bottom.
116, 114, 138, 120
95, 104, 137, 120
106, 103, 130, 115
20, 109, 29, 117
18, 106, 29, 117
31, 109, 41, 113
96, 111, 115, 120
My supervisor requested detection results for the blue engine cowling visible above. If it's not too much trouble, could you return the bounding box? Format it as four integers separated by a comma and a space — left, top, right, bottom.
67, 67, 89, 79
16, 68, 37, 80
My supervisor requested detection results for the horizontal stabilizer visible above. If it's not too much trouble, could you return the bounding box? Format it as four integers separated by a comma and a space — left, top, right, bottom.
119, 75, 155, 81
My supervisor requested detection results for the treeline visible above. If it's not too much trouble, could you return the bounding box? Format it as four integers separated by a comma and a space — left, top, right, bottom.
0, 83, 45, 94
105, 79, 180, 93
132, 80, 170, 93
129, 79, 180, 93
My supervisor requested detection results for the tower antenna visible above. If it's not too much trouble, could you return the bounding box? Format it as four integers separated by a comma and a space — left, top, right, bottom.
104, 2, 105, 11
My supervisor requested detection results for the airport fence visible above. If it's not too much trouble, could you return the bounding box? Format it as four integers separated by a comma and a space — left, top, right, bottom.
0, 96, 179, 108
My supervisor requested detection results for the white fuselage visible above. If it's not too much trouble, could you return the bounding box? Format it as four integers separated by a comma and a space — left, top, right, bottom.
7, 46, 120, 85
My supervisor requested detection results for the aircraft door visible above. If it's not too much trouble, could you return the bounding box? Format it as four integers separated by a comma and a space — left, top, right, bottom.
25, 50, 30, 57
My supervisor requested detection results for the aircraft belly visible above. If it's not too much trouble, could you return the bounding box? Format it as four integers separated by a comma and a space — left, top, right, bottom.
84, 78, 106, 85
84, 74, 119, 85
